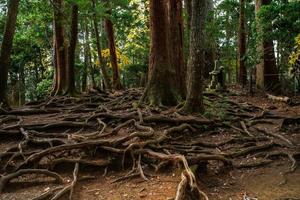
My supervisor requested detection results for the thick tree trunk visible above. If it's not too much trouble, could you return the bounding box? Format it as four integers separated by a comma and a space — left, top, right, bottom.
204, 50, 215, 79
255, 0, 279, 91
0, 0, 20, 107
185, 0, 192, 34
141, 0, 179, 106
167, 0, 186, 98
184, 0, 192, 64
105, 15, 123, 90
181, 0, 208, 113
238, 0, 247, 87
53, 0, 68, 95
66, 3, 78, 95
203, 0, 215, 79
91, 0, 111, 90
51, 22, 58, 96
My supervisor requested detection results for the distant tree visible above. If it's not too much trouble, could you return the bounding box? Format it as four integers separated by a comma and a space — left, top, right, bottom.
0, 0, 20, 108
238, 0, 247, 87
141, 0, 179, 106
91, 0, 111, 90
105, 14, 123, 90
181, 0, 208, 113
255, 0, 279, 91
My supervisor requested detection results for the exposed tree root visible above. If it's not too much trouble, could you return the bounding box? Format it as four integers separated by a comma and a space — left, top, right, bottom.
0, 169, 64, 193
175, 170, 209, 200
31, 186, 64, 200
0, 89, 299, 198
50, 163, 79, 200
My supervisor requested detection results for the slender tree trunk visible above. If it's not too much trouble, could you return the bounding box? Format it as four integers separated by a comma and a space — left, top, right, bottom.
238, 0, 247, 87
255, 0, 279, 91
141, 0, 179, 106
181, 0, 208, 113
66, 3, 78, 95
91, 0, 111, 89
105, 15, 123, 90
82, 21, 89, 92
0, 0, 20, 107
19, 64, 25, 105
10, 74, 19, 105
89, 51, 96, 89
53, 0, 67, 95
167, 0, 186, 98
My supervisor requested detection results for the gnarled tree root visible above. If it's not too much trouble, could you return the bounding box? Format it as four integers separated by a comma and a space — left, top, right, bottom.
0, 169, 64, 193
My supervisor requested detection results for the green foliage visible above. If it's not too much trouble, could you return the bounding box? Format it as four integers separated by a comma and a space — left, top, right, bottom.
36, 79, 52, 99
203, 96, 229, 120
289, 34, 300, 91
257, 0, 300, 76
289, 34, 300, 67
258, 0, 300, 47
122, 64, 147, 88
1, 0, 299, 105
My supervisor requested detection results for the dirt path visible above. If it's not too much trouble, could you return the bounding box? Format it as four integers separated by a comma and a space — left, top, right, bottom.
0, 89, 299, 200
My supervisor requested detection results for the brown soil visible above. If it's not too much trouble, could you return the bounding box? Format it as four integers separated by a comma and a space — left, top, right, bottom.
1, 87, 300, 200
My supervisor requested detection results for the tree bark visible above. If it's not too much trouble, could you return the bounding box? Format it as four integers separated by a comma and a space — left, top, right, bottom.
91, 0, 111, 90
203, 0, 215, 79
185, 0, 192, 34
82, 20, 89, 92
51, 30, 59, 96
0, 0, 20, 107
19, 64, 25, 105
141, 0, 179, 106
10, 74, 19, 105
255, 0, 279, 91
52, 0, 68, 95
66, 3, 78, 95
181, 0, 208, 113
238, 0, 247, 87
105, 14, 123, 90
184, 0, 192, 64
167, 0, 186, 98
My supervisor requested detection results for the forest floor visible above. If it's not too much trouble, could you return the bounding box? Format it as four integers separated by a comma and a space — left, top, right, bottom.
0, 86, 300, 200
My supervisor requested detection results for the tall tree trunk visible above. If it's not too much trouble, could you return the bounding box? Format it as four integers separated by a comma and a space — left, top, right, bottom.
141, 0, 179, 106
185, 0, 192, 34
203, 0, 215, 79
255, 0, 279, 91
82, 21, 89, 92
0, 0, 20, 108
184, 0, 192, 64
53, 0, 68, 95
91, 0, 111, 89
51, 21, 58, 96
181, 0, 208, 113
238, 0, 247, 87
88, 39, 96, 88
10, 74, 19, 105
167, 0, 186, 98
66, 3, 78, 95
105, 15, 123, 90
